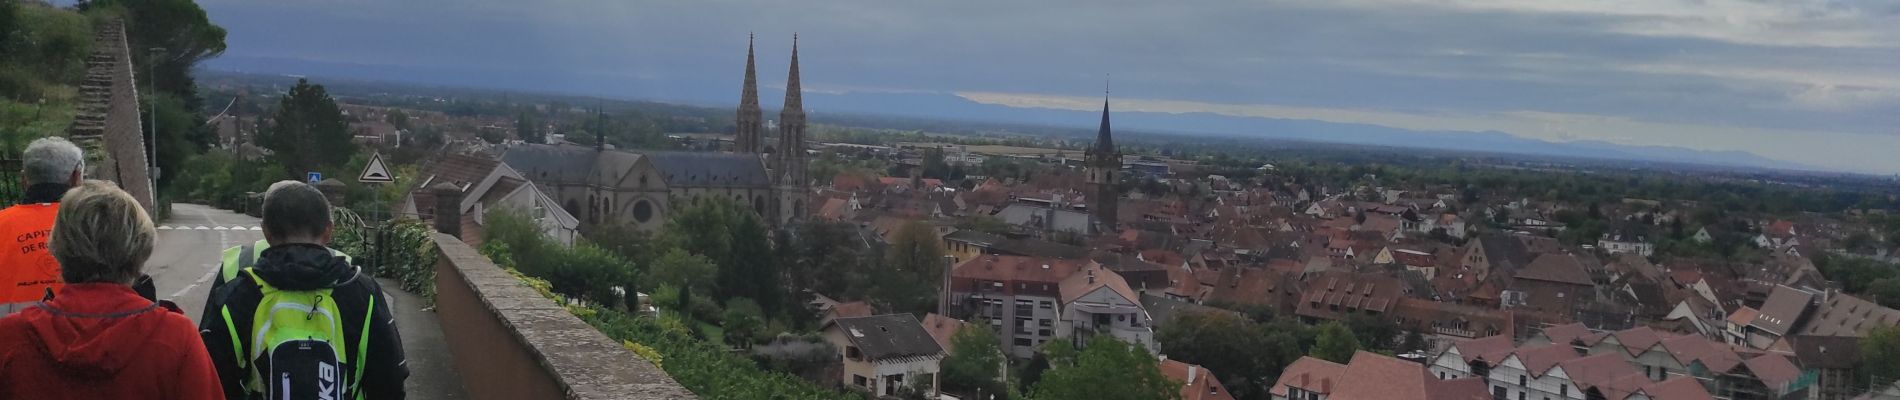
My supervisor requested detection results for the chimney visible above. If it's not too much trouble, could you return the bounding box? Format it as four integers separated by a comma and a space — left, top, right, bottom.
431, 182, 464, 238
1186, 365, 1198, 385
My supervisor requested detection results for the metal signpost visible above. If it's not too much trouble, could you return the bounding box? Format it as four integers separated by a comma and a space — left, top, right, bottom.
357, 153, 396, 277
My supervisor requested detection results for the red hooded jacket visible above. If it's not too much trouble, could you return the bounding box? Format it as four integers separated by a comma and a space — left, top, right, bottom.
0, 283, 222, 400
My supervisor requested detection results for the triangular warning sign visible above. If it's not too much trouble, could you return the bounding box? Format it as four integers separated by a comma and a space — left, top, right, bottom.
358, 153, 395, 183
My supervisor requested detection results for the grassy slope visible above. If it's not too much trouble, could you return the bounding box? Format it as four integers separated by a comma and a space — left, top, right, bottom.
0, 3, 93, 154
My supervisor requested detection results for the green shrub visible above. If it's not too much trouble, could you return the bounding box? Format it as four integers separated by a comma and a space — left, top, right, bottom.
330, 209, 437, 302
580, 308, 866, 400
486, 207, 638, 309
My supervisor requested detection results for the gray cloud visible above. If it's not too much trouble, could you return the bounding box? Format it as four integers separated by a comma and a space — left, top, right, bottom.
197, 0, 1900, 172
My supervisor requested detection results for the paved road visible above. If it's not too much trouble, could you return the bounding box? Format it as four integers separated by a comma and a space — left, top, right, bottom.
152, 203, 468, 400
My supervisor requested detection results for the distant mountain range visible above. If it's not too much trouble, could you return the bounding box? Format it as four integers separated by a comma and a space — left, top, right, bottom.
796, 91, 1816, 171
202, 56, 1816, 172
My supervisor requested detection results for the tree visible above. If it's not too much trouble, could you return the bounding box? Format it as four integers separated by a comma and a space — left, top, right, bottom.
721, 297, 764, 347
1156, 311, 1280, 399
476, 127, 504, 144
788, 220, 871, 301
385, 109, 410, 131
874, 221, 947, 314
727, 211, 782, 314
1310, 322, 1360, 363
516, 111, 545, 144
1031, 338, 1180, 400
0, 0, 15, 55
1343, 314, 1399, 351
646, 248, 717, 296
663, 197, 780, 313
258, 79, 352, 178
941, 326, 1007, 397
86, 0, 226, 102
1863, 326, 1900, 388
1867, 278, 1900, 309
1399, 330, 1429, 355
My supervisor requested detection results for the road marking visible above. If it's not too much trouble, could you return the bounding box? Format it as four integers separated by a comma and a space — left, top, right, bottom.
194, 226, 210, 230
158, 226, 174, 230
199, 205, 222, 226
214, 226, 228, 230
249, 227, 262, 231
169, 263, 221, 301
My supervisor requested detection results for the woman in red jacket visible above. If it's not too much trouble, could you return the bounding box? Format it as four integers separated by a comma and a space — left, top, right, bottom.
0, 181, 222, 399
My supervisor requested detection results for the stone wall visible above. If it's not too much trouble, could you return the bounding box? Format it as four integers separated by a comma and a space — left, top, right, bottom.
431, 233, 694, 400
66, 19, 155, 213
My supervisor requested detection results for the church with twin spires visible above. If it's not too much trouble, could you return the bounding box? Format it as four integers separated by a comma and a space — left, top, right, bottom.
498, 35, 809, 232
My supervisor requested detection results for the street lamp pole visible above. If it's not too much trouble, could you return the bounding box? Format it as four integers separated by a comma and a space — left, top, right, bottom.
147, 47, 166, 184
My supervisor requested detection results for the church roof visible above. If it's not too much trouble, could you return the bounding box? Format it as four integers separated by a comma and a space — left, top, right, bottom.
643, 151, 770, 188
501, 143, 602, 184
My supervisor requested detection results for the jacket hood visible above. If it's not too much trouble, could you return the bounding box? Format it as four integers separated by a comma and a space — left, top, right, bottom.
19, 284, 169, 379
252, 243, 359, 291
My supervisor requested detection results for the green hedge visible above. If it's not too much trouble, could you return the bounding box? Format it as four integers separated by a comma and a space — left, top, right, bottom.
331, 208, 438, 301
579, 307, 865, 400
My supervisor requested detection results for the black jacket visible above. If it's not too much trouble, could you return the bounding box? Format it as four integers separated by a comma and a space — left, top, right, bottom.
199, 243, 409, 400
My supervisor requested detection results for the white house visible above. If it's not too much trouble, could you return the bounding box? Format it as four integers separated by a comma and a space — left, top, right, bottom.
1055, 263, 1156, 353
1486, 344, 1586, 400
1428, 335, 1516, 380
822, 314, 946, 398
1598, 232, 1655, 257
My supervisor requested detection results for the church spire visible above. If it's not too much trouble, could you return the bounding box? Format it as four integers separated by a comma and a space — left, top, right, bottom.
774, 33, 811, 224
1096, 92, 1113, 154
1087, 79, 1120, 233
735, 33, 763, 154
782, 34, 802, 112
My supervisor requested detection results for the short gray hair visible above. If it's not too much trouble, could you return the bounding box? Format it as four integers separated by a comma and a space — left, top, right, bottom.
50, 180, 155, 285
262, 180, 332, 240
21, 137, 84, 185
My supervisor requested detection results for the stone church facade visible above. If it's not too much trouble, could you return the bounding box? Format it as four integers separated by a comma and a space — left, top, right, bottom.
503, 35, 810, 230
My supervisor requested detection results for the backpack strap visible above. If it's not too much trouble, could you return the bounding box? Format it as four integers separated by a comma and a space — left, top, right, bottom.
352, 294, 376, 400
220, 305, 247, 371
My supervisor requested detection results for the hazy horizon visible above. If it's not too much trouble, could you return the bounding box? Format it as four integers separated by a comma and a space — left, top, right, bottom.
178, 0, 1900, 174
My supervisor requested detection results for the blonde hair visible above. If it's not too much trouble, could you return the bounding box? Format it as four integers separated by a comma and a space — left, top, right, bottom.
49, 180, 155, 285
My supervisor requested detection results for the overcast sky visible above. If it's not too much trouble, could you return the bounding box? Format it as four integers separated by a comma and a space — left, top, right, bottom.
196, 0, 1900, 174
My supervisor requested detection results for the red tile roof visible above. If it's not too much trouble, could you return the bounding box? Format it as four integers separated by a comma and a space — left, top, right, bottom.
1448, 334, 1516, 364
830, 301, 874, 320
1637, 376, 1715, 400
1508, 344, 1584, 377
1516, 253, 1594, 286
1556, 353, 1641, 390
1606, 326, 1667, 356
1657, 335, 1740, 371
1206, 267, 1296, 308
921, 313, 967, 355
1329, 351, 1446, 400
1540, 322, 1591, 345
1270, 357, 1346, 398
1727, 306, 1761, 327
1295, 271, 1407, 321
1160, 359, 1236, 400
950, 255, 1088, 297
1059, 263, 1139, 305
1742, 354, 1803, 389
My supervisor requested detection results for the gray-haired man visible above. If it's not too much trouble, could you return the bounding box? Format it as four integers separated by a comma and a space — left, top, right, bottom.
0, 137, 85, 315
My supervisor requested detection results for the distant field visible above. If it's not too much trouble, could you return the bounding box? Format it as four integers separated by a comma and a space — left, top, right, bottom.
896, 142, 1073, 156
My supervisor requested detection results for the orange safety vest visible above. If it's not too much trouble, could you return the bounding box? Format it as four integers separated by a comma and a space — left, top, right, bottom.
0, 203, 60, 316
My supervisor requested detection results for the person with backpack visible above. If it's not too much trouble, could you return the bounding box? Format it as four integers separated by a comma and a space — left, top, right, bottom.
0, 137, 85, 316
0, 181, 222, 399
200, 181, 408, 400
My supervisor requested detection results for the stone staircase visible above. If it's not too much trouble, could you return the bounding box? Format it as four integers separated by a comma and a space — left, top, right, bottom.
63, 20, 155, 213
